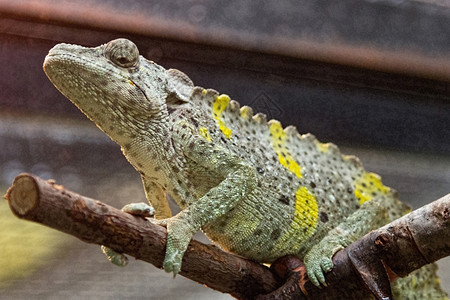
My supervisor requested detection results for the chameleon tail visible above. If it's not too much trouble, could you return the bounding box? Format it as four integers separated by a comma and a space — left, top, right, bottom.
392, 263, 448, 300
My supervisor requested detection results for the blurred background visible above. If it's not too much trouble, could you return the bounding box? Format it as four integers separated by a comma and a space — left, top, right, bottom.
0, 0, 449, 299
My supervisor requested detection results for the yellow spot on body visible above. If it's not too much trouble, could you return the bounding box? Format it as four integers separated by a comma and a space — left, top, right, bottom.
316, 142, 330, 153
199, 127, 212, 141
212, 94, 232, 139
202, 89, 207, 95
273, 186, 318, 252
269, 121, 302, 178
354, 172, 390, 205
127, 79, 135, 86
267, 121, 318, 253
295, 187, 319, 231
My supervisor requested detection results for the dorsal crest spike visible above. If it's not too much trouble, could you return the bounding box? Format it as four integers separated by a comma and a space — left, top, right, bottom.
344, 155, 363, 168
301, 133, 317, 142
204, 88, 219, 99
253, 113, 267, 124
285, 125, 299, 136
267, 119, 280, 126
191, 87, 218, 106
240, 106, 253, 120
229, 100, 240, 112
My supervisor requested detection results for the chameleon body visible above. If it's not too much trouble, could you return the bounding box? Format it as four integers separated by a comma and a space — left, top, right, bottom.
43, 39, 447, 298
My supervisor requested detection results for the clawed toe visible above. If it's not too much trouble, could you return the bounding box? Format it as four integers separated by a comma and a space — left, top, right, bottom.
163, 249, 182, 275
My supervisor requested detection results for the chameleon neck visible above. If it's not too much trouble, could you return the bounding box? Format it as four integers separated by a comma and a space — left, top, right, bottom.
98, 107, 168, 146
113, 112, 175, 184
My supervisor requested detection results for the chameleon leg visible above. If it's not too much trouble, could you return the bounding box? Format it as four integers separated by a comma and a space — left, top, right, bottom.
101, 202, 155, 267
160, 157, 256, 275
304, 198, 389, 286
159, 120, 257, 275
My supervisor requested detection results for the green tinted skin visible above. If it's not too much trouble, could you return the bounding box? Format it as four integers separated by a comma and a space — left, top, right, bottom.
43, 39, 447, 299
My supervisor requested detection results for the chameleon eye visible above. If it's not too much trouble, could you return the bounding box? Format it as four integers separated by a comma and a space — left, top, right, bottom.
104, 38, 139, 68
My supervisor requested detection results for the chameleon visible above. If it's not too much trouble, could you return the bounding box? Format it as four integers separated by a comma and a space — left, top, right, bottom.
43, 38, 447, 299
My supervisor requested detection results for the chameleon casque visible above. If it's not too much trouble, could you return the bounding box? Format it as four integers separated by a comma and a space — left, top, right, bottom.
43, 38, 447, 298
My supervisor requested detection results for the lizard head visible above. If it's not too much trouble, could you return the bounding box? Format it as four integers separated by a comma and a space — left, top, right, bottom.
43, 38, 193, 144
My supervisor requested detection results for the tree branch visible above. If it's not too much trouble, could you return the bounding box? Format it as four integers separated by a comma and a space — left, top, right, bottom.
4, 173, 279, 300
4, 173, 450, 299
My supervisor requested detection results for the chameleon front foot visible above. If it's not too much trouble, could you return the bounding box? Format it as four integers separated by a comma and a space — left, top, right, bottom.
121, 202, 155, 217
304, 238, 345, 287
101, 202, 155, 267
160, 216, 198, 275
101, 245, 129, 267
163, 249, 183, 276
304, 252, 334, 287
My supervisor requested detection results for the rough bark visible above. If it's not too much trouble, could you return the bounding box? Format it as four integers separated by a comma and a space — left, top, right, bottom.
4, 173, 450, 299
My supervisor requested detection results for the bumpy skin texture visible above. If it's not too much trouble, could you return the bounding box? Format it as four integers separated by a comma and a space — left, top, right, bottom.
43, 39, 447, 298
